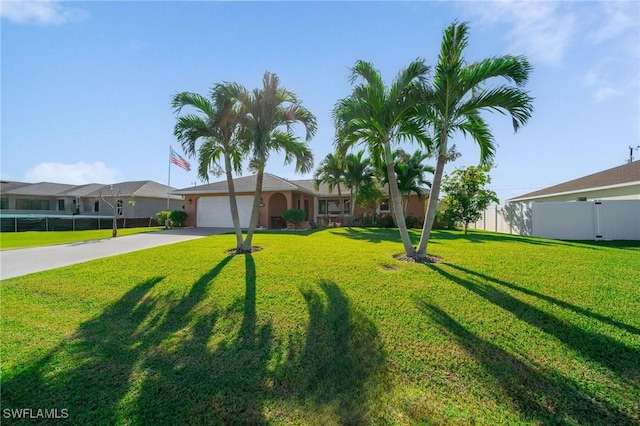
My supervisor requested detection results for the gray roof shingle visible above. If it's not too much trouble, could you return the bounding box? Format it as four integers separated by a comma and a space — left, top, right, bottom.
510, 161, 640, 201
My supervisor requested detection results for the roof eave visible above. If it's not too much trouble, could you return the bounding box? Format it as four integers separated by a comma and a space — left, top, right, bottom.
509, 180, 640, 202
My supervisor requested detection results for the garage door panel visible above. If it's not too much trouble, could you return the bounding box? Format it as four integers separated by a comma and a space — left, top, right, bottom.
197, 196, 253, 228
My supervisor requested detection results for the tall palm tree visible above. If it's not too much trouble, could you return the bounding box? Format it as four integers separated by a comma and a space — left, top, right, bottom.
333, 59, 431, 256
172, 86, 247, 252
343, 150, 373, 223
416, 22, 534, 259
223, 72, 316, 252
314, 153, 346, 225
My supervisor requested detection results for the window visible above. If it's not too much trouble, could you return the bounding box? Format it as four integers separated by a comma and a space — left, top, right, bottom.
58, 199, 65, 211
318, 199, 349, 215
116, 199, 123, 216
94, 200, 100, 213
16, 199, 50, 210
0, 197, 8, 209
379, 199, 390, 212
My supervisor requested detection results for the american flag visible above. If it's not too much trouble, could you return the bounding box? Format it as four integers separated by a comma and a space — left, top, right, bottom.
170, 148, 191, 172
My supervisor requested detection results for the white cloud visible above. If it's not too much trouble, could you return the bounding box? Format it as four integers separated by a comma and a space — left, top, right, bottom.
465, 1, 575, 65
1, 0, 87, 25
594, 87, 619, 102
24, 162, 121, 184
588, 1, 639, 44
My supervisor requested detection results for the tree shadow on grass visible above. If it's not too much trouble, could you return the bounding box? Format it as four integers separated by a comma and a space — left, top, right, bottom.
328, 227, 419, 245
275, 280, 390, 424
133, 253, 272, 424
447, 264, 640, 336
2, 253, 275, 424
416, 301, 637, 424
428, 265, 640, 388
2, 276, 166, 424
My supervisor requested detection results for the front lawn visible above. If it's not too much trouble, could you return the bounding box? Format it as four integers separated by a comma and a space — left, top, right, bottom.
2, 229, 638, 424
0, 227, 164, 250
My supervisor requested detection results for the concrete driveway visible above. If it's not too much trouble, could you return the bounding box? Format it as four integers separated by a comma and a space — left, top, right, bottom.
0, 227, 232, 280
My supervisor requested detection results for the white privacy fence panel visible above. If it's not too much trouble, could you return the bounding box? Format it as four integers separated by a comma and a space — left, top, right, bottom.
595, 201, 640, 240
471, 200, 640, 240
532, 202, 595, 240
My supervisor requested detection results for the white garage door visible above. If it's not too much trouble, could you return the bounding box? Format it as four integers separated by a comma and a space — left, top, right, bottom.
197, 196, 254, 228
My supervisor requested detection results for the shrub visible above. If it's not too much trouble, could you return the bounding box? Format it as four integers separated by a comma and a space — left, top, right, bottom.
169, 210, 188, 227
405, 216, 423, 229
434, 209, 457, 230
378, 214, 395, 228
156, 211, 170, 227
283, 209, 305, 228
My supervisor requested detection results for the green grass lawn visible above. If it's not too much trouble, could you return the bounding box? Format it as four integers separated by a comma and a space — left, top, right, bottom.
2, 229, 639, 424
0, 227, 164, 250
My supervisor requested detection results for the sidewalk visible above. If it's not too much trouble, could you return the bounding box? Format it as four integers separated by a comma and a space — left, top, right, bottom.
0, 228, 231, 280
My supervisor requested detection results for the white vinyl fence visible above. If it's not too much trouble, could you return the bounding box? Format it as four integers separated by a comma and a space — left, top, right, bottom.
471, 200, 640, 240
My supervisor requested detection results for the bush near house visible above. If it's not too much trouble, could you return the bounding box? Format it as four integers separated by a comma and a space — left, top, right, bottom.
156, 210, 187, 227
283, 209, 305, 228
169, 210, 187, 227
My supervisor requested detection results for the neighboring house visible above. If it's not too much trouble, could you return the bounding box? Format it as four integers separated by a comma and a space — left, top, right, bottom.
174, 173, 429, 229
503, 161, 640, 240
0, 180, 183, 218
509, 161, 640, 203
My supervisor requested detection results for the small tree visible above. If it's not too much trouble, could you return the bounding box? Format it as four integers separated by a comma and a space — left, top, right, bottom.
283, 208, 305, 229
440, 165, 499, 234
97, 185, 135, 237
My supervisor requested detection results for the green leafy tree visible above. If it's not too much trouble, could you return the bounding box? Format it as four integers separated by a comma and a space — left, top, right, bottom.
440, 165, 499, 234
172, 86, 246, 252
333, 59, 431, 256
314, 153, 346, 225
223, 71, 316, 252
416, 22, 534, 259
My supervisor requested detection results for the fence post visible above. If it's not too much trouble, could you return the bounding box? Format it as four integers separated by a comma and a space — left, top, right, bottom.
124, 217, 127, 229
15, 217, 17, 232
148, 217, 152, 227
72, 216, 75, 231
46, 217, 49, 231
495, 207, 498, 232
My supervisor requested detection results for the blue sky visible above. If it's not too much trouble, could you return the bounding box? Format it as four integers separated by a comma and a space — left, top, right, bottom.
2, 1, 639, 202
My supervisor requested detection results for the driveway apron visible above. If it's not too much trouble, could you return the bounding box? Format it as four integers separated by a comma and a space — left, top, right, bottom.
0, 228, 231, 280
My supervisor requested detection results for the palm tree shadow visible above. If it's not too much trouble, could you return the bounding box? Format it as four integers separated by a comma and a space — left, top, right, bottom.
416, 301, 636, 424
427, 264, 640, 388
275, 280, 390, 423
447, 263, 640, 336
134, 253, 272, 424
2, 276, 166, 423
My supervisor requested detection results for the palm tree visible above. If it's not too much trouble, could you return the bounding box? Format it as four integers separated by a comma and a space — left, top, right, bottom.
416, 22, 534, 259
343, 150, 373, 224
314, 153, 346, 225
223, 71, 316, 252
333, 59, 431, 256
171, 86, 247, 252
384, 150, 434, 216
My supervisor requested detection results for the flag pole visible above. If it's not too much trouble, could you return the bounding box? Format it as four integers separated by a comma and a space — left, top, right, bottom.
166, 146, 171, 228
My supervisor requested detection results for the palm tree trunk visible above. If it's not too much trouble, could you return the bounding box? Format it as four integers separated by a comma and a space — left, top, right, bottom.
349, 187, 355, 226
416, 149, 446, 258
384, 143, 415, 256
225, 153, 245, 252
242, 167, 264, 252
338, 184, 344, 226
